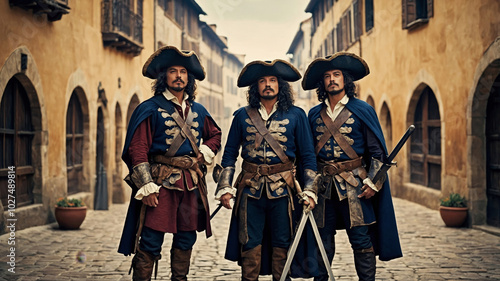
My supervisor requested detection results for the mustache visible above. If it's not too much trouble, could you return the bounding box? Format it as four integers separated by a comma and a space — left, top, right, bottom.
328, 82, 338, 87
174, 78, 185, 83
263, 86, 275, 93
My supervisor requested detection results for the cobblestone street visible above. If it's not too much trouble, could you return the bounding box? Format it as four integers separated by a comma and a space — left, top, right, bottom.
1, 187, 500, 280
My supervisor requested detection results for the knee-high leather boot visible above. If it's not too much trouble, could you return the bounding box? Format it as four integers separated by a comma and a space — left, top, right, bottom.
170, 248, 192, 281
272, 247, 290, 281
129, 248, 161, 281
241, 245, 262, 281
353, 247, 376, 281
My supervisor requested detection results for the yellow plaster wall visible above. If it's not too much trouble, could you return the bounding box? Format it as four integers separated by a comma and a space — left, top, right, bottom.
0, 0, 156, 217
355, 0, 500, 205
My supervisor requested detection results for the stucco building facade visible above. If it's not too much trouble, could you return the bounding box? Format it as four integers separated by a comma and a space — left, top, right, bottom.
0, 0, 244, 233
292, 0, 500, 228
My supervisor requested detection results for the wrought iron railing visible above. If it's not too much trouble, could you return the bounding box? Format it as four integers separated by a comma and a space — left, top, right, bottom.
101, 0, 143, 56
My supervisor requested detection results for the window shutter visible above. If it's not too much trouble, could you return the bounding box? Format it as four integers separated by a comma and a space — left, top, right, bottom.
353, 0, 361, 40
365, 0, 374, 32
336, 22, 342, 51
402, 0, 417, 29
427, 0, 433, 18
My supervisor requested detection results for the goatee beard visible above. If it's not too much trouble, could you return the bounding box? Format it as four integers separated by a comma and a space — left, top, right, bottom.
327, 88, 344, 96
169, 86, 185, 92
261, 94, 278, 100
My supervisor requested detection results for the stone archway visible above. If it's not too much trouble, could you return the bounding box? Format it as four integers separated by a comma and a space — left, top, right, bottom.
467, 38, 500, 226
0, 46, 49, 230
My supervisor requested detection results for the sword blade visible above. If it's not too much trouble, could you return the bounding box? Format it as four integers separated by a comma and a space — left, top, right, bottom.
210, 204, 223, 220
280, 211, 335, 281
387, 125, 415, 162
280, 209, 309, 281
308, 211, 335, 280
372, 125, 416, 184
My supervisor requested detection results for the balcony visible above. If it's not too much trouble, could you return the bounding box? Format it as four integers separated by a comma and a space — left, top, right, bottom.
9, 0, 70, 21
101, 0, 143, 56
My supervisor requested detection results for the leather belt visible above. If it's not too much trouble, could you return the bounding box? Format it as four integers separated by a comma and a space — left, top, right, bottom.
318, 157, 363, 176
151, 155, 199, 170
242, 160, 294, 176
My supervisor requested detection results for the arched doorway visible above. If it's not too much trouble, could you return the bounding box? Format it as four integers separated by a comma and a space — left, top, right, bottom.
113, 103, 125, 203
467, 39, 500, 226
126, 94, 140, 126
94, 106, 108, 210
366, 95, 375, 108
486, 73, 500, 227
380, 102, 393, 152
0, 77, 35, 208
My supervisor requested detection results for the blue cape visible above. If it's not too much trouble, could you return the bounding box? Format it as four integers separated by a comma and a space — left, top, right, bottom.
291, 98, 402, 277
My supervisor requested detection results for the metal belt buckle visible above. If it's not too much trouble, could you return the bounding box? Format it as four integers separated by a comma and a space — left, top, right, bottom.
257, 164, 271, 176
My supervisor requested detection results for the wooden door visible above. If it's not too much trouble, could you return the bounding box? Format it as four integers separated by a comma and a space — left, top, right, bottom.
486, 74, 500, 227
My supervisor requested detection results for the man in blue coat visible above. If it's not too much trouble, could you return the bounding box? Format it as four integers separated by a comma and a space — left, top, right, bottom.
302, 53, 402, 281
215, 59, 319, 281
118, 45, 221, 281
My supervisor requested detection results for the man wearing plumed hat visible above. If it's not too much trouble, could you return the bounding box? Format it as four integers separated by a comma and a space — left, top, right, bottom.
214, 59, 319, 281
118, 46, 222, 281
302, 52, 402, 280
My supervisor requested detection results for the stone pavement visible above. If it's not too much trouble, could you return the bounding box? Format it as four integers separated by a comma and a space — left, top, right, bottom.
1, 189, 500, 281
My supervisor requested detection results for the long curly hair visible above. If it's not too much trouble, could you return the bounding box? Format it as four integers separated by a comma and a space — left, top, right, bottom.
247, 77, 295, 111
316, 70, 356, 102
152, 72, 197, 101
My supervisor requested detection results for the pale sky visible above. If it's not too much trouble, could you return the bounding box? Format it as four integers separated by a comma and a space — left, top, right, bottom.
196, 0, 311, 64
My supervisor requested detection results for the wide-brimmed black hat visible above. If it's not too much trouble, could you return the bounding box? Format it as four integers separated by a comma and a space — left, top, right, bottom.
237, 59, 301, 87
302, 52, 369, 90
142, 45, 205, 80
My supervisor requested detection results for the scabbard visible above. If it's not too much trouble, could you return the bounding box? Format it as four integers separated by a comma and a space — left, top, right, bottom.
134, 203, 147, 254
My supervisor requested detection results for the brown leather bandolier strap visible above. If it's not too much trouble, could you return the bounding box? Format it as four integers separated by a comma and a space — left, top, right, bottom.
242, 160, 294, 176
245, 106, 290, 164
318, 157, 363, 176
318, 106, 359, 160
169, 109, 201, 156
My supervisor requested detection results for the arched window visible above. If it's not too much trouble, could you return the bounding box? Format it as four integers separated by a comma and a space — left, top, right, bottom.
0, 77, 35, 208
410, 86, 441, 189
66, 91, 84, 194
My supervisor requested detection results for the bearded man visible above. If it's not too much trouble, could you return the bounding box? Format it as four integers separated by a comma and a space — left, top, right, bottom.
215, 60, 319, 281
118, 45, 221, 281
302, 52, 402, 281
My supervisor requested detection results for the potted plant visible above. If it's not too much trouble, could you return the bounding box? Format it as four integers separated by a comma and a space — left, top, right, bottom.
54, 197, 87, 230
439, 193, 468, 227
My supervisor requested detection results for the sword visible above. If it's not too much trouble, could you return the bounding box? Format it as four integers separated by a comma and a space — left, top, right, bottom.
210, 204, 223, 220
372, 125, 415, 184
280, 210, 335, 281
280, 181, 335, 281
210, 164, 225, 220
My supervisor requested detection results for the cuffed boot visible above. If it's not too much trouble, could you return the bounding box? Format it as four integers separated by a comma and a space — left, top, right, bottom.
241, 245, 262, 281
170, 248, 192, 281
129, 248, 161, 281
353, 247, 376, 281
272, 247, 290, 281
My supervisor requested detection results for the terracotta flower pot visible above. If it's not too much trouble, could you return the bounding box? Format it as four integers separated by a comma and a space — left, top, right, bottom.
439, 206, 468, 227
55, 206, 87, 230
